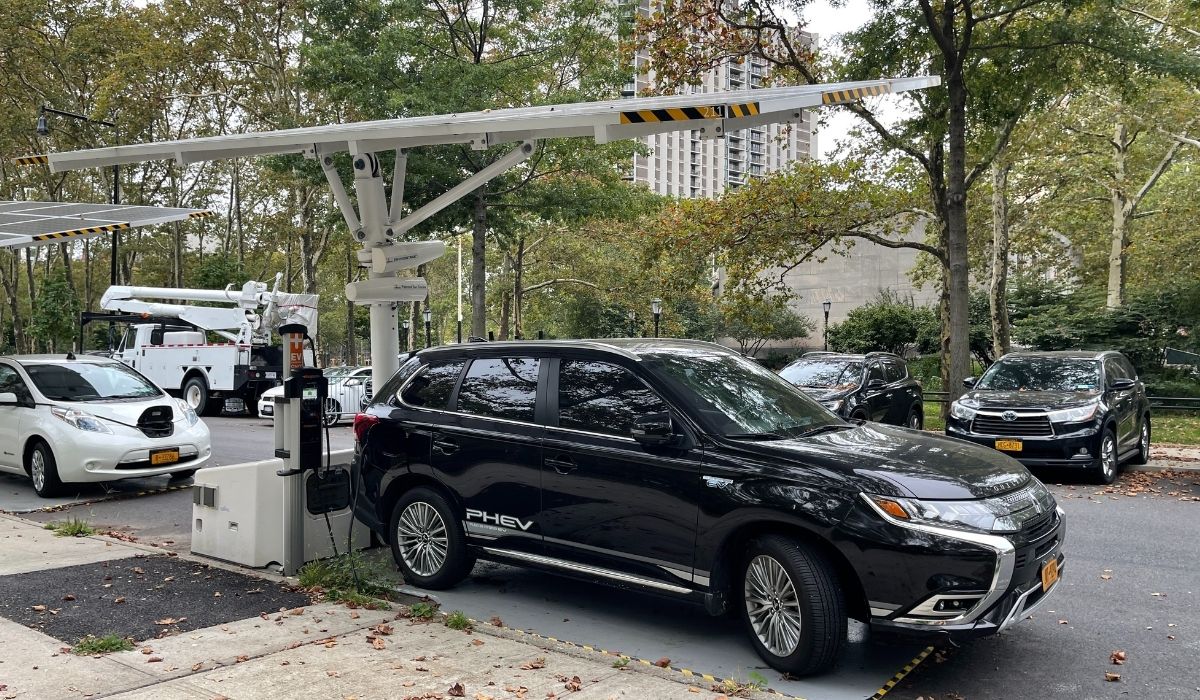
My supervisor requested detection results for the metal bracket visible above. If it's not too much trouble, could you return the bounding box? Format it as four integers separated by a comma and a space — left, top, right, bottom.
393, 140, 539, 236
318, 148, 363, 240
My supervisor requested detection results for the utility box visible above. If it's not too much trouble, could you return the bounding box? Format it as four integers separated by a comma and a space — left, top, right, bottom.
190, 450, 369, 569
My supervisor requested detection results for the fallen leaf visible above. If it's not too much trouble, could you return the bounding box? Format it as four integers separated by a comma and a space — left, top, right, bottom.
62, 594, 75, 601
563, 676, 582, 692
1105, 672, 1121, 682
155, 617, 186, 625
489, 616, 503, 627
31, 605, 46, 612
191, 663, 203, 671
213, 592, 223, 598
1101, 575, 1112, 581
374, 624, 394, 636
350, 611, 361, 620
448, 682, 466, 697
113, 597, 126, 604
327, 671, 340, 678
146, 657, 163, 663
475, 694, 494, 700
654, 657, 670, 668
520, 658, 546, 670
1111, 650, 1127, 665
236, 655, 249, 663
688, 687, 700, 693
471, 639, 484, 646
372, 637, 386, 650
289, 607, 305, 616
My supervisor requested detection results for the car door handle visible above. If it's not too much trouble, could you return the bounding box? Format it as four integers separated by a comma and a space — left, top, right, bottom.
545, 454, 576, 475
432, 436, 459, 455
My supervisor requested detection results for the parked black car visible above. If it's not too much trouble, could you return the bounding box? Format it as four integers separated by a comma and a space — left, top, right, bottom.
778, 352, 924, 428
352, 339, 1064, 676
946, 350, 1151, 484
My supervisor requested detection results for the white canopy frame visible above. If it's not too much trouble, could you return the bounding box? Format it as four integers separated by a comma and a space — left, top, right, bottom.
14, 76, 940, 390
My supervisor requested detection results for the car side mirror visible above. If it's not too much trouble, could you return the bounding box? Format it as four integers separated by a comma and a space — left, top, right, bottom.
344, 378, 363, 387
962, 377, 978, 388
631, 412, 676, 447
1109, 378, 1135, 391
866, 378, 886, 390
0, 392, 18, 405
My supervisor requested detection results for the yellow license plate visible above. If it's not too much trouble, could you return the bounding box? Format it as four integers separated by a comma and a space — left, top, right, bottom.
995, 439, 1023, 452
1041, 558, 1059, 592
150, 449, 180, 466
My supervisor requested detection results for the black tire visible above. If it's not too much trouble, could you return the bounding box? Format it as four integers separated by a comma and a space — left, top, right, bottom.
388, 487, 474, 590
738, 535, 847, 677
169, 469, 198, 481
1129, 415, 1151, 466
28, 440, 63, 498
323, 399, 342, 428
1094, 428, 1120, 485
183, 376, 216, 416
905, 406, 924, 430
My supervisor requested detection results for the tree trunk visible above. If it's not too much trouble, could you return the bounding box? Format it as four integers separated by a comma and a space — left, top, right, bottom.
498, 252, 513, 340
471, 190, 488, 337
990, 161, 1012, 359
943, 66, 973, 402
1, 254, 25, 353
1107, 123, 1130, 309
25, 248, 36, 303
513, 237, 526, 339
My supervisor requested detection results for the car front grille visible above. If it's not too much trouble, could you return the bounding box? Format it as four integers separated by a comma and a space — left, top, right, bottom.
137, 406, 175, 438
972, 413, 1053, 436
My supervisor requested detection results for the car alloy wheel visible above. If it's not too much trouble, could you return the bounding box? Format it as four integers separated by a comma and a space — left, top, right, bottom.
1101, 433, 1118, 482
1140, 422, 1150, 459
30, 450, 45, 492
907, 411, 921, 429
396, 501, 449, 577
743, 554, 803, 657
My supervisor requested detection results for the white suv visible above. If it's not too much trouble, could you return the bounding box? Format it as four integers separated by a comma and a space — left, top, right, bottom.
0, 354, 212, 497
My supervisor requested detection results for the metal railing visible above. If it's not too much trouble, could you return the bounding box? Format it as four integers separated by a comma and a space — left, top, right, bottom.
923, 390, 1200, 412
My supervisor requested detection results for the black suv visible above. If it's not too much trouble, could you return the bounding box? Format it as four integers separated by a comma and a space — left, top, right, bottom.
353, 340, 1065, 676
946, 350, 1151, 484
778, 352, 924, 428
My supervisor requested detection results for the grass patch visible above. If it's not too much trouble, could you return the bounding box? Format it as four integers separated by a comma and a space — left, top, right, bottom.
298, 552, 393, 609
72, 634, 133, 655
44, 518, 96, 537
612, 656, 630, 669
923, 402, 945, 432
714, 674, 767, 698
444, 610, 472, 631
1154, 412, 1200, 445
407, 601, 439, 619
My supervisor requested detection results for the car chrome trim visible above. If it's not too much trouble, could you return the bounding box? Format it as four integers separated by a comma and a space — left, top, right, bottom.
860, 493, 1016, 626
998, 560, 1065, 632
482, 547, 694, 595
905, 593, 986, 618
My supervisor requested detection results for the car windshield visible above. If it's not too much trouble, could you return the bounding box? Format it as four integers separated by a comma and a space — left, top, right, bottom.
324, 367, 358, 379
26, 362, 162, 402
779, 359, 863, 389
646, 351, 843, 439
976, 357, 1101, 392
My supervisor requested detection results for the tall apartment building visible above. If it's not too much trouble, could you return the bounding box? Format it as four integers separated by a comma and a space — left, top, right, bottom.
624, 1, 817, 197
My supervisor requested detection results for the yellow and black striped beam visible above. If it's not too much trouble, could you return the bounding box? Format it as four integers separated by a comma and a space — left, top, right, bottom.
619, 102, 760, 125
188, 210, 218, 219
869, 645, 935, 699
821, 83, 891, 106
12, 154, 49, 166
31, 221, 130, 243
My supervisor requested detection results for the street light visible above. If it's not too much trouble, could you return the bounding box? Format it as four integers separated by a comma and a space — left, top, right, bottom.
821, 299, 832, 352
401, 319, 410, 351
423, 307, 433, 348
627, 311, 637, 337
651, 298, 662, 338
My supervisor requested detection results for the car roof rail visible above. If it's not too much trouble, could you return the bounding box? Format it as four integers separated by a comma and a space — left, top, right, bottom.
802, 351, 839, 357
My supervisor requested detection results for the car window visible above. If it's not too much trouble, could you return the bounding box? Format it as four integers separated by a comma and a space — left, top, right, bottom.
1104, 358, 1127, 384
884, 360, 907, 383
558, 360, 668, 437
976, 357, 1100, 392
1119, 357, 1138, 381
867, 363, 886, 384
0, 364, 31, 402
778, 359, 863, 388
25, 362, 162, 401
400, 361, 465, 410
455, 357, 540, 422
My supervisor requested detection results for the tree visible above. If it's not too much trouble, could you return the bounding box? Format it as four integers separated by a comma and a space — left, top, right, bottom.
826, 294, 934, 356
716, 295, 813, 356
30, 270, 81, 352
634, 0, 1193, 403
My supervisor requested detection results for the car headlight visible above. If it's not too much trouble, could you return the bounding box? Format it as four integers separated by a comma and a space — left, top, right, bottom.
1047, 403, 1098, 423
868, 480, 1055, 534
822, 399, 844, 412
175, 399, 200, 427
51, 406, 113, 434
949, 400, 978, 420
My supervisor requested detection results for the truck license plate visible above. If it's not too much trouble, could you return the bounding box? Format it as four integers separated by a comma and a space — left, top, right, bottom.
150, 449, 180, 466
1041, 558, 1059, 592
995, 439, 1023, 452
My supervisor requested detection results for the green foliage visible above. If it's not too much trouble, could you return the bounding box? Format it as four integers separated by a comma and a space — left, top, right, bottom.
29, 270, 81, 352
407, 601, 439, 619
45, 518, 96, 537
715, 295, 813, 357
827, 292, 933, 356
73, 634, 134, 655
612, 656, 630, 668
298, 553, 392, 608
444, 610, 472, 631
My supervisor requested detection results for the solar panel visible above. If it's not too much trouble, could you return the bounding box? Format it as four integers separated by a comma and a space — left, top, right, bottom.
0, 201, 216, 250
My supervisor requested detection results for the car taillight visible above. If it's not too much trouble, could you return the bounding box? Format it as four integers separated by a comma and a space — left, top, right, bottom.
353, 413, 380, 442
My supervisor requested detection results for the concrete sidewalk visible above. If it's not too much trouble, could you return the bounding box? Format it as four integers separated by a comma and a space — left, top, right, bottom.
0, 515, 751, 700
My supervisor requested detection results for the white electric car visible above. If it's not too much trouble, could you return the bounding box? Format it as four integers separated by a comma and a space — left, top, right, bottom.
258, 365, 369, 426
0, 355, 212, 497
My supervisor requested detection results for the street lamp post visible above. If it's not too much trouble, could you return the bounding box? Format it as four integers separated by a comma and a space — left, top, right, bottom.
401, 319, 410, 351
822, 299, 832, 352
651, 298, 662, 338
627, 311, 637, 337
38, 105, 120, 352
423, 307, 433, 348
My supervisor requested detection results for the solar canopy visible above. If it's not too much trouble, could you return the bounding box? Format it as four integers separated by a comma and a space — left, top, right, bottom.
0, 201, 216, 250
